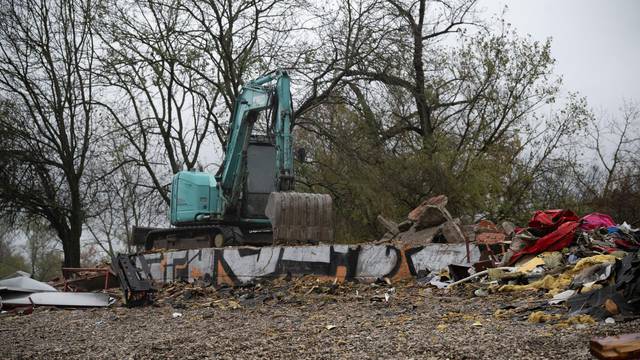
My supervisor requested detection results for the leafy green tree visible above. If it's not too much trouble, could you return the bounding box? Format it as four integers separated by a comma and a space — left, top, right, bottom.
295, 1, 590, 239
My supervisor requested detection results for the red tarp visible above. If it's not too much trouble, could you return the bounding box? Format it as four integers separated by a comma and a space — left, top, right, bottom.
509, 221, 580, 265
528, 209, 578, 233
508, 209, 582, 265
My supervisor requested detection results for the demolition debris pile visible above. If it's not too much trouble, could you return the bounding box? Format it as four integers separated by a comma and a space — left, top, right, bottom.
380, 195, 640, 324
2, 195, 640, 360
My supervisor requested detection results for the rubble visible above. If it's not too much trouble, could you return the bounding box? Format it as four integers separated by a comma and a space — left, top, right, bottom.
376, 215, 399, 235
5, 194, 640, 359
126, 197, 640, 328
380, 195, 469, 247
374, 197, 640, 326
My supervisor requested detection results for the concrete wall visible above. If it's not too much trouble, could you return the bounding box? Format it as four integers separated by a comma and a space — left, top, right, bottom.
137, 243, 480, 286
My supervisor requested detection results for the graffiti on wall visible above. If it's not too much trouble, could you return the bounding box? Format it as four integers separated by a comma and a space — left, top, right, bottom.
137, 243, 480, 286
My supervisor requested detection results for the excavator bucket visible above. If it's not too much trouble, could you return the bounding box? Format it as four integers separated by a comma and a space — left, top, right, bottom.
265, 192, 334, 245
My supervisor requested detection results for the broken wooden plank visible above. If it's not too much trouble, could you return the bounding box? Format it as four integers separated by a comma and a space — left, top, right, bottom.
590, 333, 640, 359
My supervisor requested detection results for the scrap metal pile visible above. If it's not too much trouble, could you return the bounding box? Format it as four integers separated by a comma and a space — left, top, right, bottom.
0, 271, 113, 313
0, 258, 157, 315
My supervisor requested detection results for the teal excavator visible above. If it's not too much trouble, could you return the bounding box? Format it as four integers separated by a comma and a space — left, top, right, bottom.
133, 70, 333, 250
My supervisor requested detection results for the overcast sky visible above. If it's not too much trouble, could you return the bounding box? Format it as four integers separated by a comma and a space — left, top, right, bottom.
481, 0, 640, 112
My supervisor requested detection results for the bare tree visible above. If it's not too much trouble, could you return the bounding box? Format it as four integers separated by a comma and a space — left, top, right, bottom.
86, 137, 165, 255
23, 219, 63, 280
91, 0, 354, 204
0, 219, 29, 277
0, 0, 99, 267
588, 101, 640, 195
331, 0, 483, 153
93, 0, 221, 203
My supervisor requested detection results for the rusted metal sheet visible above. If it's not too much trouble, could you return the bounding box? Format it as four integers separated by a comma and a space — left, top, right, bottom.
60, 267, 119, 292
0, 272, 113, 309
265, 192, 333, 245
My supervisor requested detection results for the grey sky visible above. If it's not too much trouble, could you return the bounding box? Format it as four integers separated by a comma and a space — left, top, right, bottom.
482, 0, 640, 111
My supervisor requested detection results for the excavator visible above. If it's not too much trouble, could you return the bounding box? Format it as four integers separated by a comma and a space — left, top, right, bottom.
133, 70, 333, 250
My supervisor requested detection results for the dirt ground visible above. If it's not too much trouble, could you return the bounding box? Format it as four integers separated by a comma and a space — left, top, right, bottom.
2, 279, 638, 359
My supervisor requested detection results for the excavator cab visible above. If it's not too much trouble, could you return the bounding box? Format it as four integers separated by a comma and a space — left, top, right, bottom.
242, 136, 277, 219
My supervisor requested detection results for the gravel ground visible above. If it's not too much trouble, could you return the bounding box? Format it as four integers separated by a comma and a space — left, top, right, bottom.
2, 279, 638, 359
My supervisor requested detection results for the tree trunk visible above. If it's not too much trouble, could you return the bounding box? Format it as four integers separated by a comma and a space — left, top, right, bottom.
63, 233, 81, 268
61, 232, 81, 268
412, 0, 435, 154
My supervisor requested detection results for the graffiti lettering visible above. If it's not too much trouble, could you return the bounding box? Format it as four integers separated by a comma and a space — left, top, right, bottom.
137, 243, 479, 286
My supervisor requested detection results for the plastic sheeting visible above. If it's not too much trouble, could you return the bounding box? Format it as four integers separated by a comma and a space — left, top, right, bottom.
528, 209, 578, 235
580, 213, 616, 231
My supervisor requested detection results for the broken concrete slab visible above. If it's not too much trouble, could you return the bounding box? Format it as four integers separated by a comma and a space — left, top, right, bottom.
441, 220, 466, 243
395, 225, 440, 246
398, 220, 413, 232
414, 205, 449, 229
407, 195, 448, 222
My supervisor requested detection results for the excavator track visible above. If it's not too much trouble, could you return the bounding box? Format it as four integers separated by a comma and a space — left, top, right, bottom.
143, 226, 227, 250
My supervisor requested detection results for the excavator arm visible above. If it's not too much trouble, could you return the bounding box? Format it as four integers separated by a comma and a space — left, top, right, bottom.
217, 70, 295, 210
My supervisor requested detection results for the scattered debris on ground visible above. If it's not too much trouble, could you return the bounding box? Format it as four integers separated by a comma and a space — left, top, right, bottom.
2, 277, 640, 359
